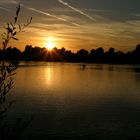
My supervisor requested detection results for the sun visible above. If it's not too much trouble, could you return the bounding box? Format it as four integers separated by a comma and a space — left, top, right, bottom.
46, 41, 54, 50
45, 38, 55, 50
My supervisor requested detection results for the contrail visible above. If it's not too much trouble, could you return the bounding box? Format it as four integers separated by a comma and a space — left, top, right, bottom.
28, 7, 67, 22
0, 6, 9, 11
27, 7, 80, 27
58, 0, 96, 22
0, 0, 17, 5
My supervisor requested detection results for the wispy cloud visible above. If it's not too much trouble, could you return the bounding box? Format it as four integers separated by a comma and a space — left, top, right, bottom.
58, 0, 96, 22
0, 6, 9, 11
0, 0, 17, 5
132, 14, 140, 17
48, 7, 107, 13
26, 6, 80, 27
82, 9, 109, 13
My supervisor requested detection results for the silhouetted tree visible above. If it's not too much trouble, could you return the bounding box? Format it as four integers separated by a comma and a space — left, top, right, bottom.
22, 45, 33, 60
4, 47, 21, 60
132, 44, 140, 64
94, 47, 104, 63
89, 49, 95, 62
105, 48, 117, 63
1, 42, 140, 64
65, 50, 75, 62
76, 49, 89, 62
0, 4, 32, 139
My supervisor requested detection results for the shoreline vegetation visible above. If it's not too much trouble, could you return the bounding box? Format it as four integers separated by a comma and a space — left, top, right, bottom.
0, 44, 140, 64
0, 4, 33, 140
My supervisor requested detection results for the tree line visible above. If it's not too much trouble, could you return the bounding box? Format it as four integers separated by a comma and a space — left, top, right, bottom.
0, 44, 140, 64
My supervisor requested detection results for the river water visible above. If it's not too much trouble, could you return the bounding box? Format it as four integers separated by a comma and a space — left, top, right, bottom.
6, 62, 140, 139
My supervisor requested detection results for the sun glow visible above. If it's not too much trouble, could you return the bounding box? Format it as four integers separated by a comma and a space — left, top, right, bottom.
45, 38, 56, 50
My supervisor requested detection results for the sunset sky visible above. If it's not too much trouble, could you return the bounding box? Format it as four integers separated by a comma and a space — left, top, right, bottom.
0, 0, 140, 52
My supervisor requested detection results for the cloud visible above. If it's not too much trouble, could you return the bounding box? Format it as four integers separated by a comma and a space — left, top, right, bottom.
82, 9, 109, 13
26, 6, 80, 27
49, 7, 107, 13
0, 0, 17, 5
58, 0, 96, 22
0, 6, 9, 11
132, 14, 140, 17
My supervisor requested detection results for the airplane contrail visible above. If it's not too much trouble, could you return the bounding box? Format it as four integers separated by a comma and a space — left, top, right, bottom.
28, 7, 67, 22
58, 0, 96, 22
0, 6, 9, 11
0, 0, 17, 5
27, 7, 80, 27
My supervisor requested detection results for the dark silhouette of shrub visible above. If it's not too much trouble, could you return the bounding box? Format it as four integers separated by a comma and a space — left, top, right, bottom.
0, 4, 32, 139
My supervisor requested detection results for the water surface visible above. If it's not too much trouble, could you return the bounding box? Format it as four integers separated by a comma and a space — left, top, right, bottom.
7, 62, 140, 139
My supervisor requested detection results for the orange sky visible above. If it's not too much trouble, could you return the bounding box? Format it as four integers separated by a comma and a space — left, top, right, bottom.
0, 0, 140, 52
